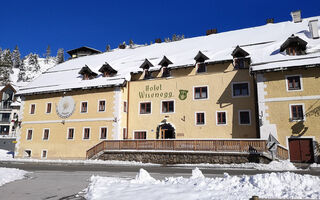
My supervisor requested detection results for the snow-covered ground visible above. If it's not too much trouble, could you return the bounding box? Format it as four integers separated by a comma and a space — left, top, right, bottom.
86, 168, 320, 200
0, 149, 14, 159
0, 167, 27, 187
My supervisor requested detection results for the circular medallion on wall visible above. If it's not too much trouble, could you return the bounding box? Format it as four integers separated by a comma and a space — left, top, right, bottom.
56, 96, 76, 119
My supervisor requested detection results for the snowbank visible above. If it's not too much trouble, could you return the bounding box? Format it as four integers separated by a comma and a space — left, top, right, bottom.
86, 168, 320, 200
0, 167, 27, 187
0, 149, 14, 159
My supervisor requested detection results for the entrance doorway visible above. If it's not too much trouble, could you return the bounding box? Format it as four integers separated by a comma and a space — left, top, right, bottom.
289, 138, 314, 163
157, 123, 175, 139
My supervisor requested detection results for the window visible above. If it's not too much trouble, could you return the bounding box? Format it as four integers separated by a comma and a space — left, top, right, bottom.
43, 129, 49, 140
239, 111, 251, 125
27, 129, 33, 140
234, 58, 246, 69
291, 105, 304, 121
30, 104, 36, 114
123, 128, 128, 139
197, 63, 206, 73
41, 150, 47, 159
194, 86, 208, 99
123, 101, 127, 113
162, 101, 174, 113
83, 128, 90, 139
143, 69, 152, 80
232, 83, 249, 97
98, 100, 106, 112
196, 112, 205, 125
217, 112, 226, 125
286, 47, 305, 56
67, 128, 74, 140
134, 131, 146, 139
81, 102, 88, 113
46, 103, 52, 114
140, 102, 151, 114
100, 127, 107, 139
24, 150, 31, 158
287, 75, 302, 91
162, 67, 171, 77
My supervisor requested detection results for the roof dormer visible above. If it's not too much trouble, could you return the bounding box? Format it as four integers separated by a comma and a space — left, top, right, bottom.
231, 46, 250, 69
280, 35, 307, 56
231, 46, 249, 58
78, 65, 97, 80
158, 56, 173, 77
99, 62, 117, 77
67, 46, 101, 59
140, 59, 154, 80
194, 51, 209, 63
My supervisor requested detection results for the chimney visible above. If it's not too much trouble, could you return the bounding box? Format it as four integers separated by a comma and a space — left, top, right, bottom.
291, 10, 302, 23
206, 29, 217, 36
266, 18, 274, 24
309, 19, 319, 39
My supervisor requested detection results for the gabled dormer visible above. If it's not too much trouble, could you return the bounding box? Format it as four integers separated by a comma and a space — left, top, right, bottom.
140, 59, 154, 80
158, 56, 173, 77
280, 35, 307, 56
194, 51, 209, 73
99, 62, 117, 77
78, 65, 97, 80
231, 46, 250, 69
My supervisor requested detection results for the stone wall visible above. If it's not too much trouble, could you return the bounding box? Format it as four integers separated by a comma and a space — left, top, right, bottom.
98, 151, 271, 164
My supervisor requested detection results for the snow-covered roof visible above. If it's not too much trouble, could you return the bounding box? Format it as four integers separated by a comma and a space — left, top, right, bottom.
18, 16, 320, 95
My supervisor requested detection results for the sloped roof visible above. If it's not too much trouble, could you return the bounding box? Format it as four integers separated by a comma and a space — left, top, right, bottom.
17, 16, 320, 95
67, 46, 102, 56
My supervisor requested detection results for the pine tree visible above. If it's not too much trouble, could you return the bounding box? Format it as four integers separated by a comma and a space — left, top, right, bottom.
0, 49, 13, 84
172, 34, 177, 41
56, 48, 64, 64
28, 53, 40, 72
129, 39, 134, 48
106, 44, 111, 52
45, 45, 51, 64
17, 58, 27, 82
12, 45, 21, 69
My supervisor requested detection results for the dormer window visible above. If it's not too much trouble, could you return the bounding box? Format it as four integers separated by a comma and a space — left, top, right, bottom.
78, 65, 97, 80
231, 46, 250, 69
140, 59, 154, 80
99, 62, 117, 77
158, 56, 173, 78
194, 51, 209, 73
280, 35, 307, 56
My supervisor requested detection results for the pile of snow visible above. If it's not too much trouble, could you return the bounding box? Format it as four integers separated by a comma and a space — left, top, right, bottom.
0, 167, 27, 187
0, 149, 14, 159
86, 168, 320, 200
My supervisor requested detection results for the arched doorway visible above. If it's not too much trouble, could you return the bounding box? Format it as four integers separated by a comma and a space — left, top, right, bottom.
156, 123, 175, 139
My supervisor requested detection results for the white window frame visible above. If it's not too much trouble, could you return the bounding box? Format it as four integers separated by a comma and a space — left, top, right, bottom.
99, 126, 108, 140
26, 129, 33, 141
97, 99, 106, 112
42, 128, 50, 141
82, 127, 91, 140
45, 102, 52, 114
193, 85, 209, 100
41, 149, 48, 159
195, 111, 206, 126
231, 82, 250, 98
216, 111, 227, 126
160, 99, 175, 114
138, 101, 152, 115
289, 103, 305, 122
238, 110, 251, 125
285, 74, 303, 92
80, 101, 88, 113
30, 103, 36, 115
67, 127, 75, 140
133, 130, 148, 140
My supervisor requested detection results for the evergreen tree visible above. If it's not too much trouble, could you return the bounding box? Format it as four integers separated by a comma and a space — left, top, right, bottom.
12, 45, 21, 68
27, 53, 40, 72
106, 44, 111, 52
129, 39, 134, 48
17, 58, 27, 82
45, 45, 51, 64
0, 49, 13, 84
172, 34, 177, 41
56, 48, 64, 64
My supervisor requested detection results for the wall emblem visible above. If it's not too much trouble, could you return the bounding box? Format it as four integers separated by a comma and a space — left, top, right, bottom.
56, 96, 76, 119
178, 90, 188, 100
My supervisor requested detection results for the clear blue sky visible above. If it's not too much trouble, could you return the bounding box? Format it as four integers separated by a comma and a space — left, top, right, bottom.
1, 0, 319, 58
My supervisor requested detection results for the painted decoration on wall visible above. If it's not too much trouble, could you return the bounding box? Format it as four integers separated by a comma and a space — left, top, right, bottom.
179, 90, 188, 100
56, 96, 76, 119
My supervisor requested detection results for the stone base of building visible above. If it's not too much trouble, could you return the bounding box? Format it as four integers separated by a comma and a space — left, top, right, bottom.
97, 151, 272, 164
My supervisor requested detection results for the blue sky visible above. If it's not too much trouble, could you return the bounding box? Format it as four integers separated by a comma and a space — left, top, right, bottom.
1, 0, 319, 58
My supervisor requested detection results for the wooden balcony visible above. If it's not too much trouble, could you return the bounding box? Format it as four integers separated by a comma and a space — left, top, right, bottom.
87, 139, 271, 159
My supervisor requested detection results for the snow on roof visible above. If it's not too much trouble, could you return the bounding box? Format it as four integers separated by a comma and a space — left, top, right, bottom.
18, 16, 320, 95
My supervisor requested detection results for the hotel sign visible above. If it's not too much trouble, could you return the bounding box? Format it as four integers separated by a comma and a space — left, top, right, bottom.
139, 84, 173, 99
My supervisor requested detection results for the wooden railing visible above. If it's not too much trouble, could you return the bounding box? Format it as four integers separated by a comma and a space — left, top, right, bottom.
276, 145, 289, 160
87, 139, 268, 159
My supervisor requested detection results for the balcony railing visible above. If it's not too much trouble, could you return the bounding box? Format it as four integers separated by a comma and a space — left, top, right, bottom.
0, 101, 12, 110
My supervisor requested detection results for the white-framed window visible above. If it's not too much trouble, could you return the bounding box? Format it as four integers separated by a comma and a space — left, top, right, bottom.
42, 128, 50, 140
161, 100, 175, 113
139, 101, 152, 114
216, 111, 227, 125
289, 104, 305, 121
238, 110, 251, 125
83, 127, 90, 140
232, 82, 250, 97
41, 150, 47, 159
80, 101, 88, 113
286, 75, 303, 91
98, 100, 106, 112
45, 102, 52, 114
100, 127, 108, 140
134, 131, 147, 139
67, 128, 75, 140
193, 86, 208, 100
195, 112, 206, 126
26, 129, 33, 140
30, 104, 36, 114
